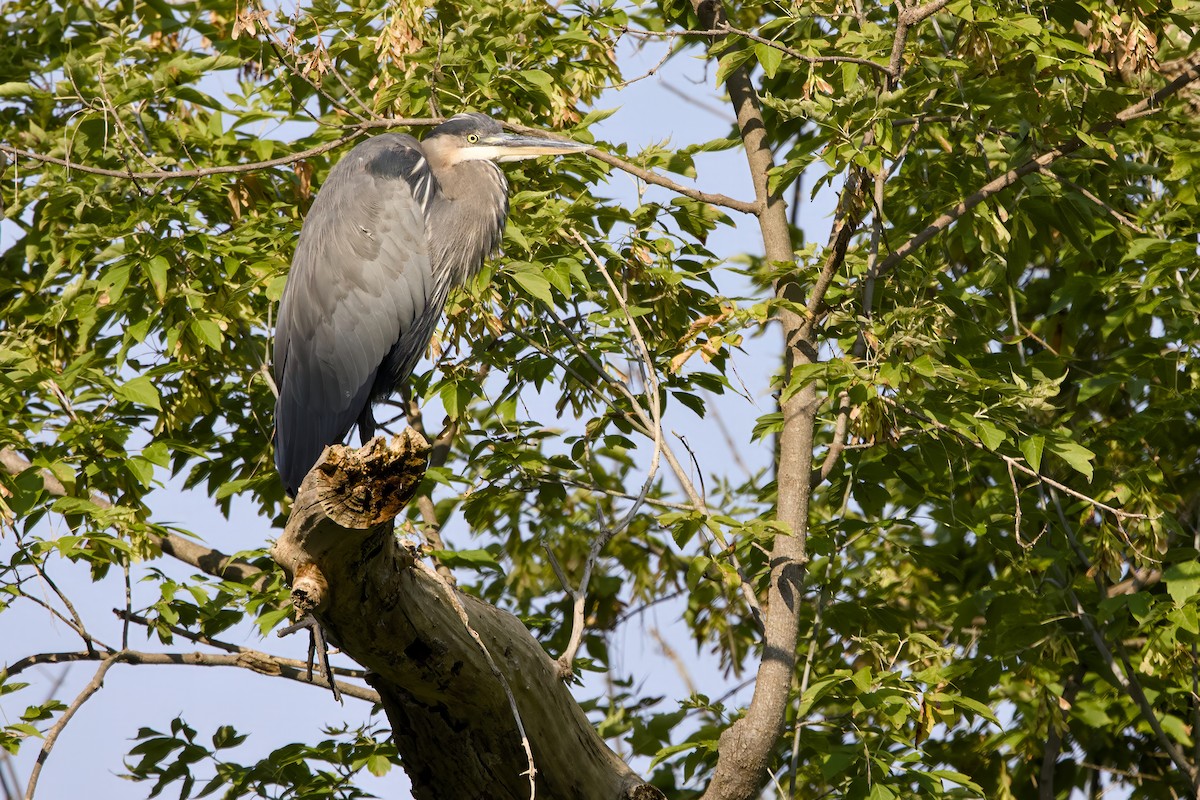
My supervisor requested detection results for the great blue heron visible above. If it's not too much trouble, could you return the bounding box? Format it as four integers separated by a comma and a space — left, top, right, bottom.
272, 113, 592, 495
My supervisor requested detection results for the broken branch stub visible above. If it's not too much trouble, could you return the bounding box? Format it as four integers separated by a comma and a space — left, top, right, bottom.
270, 430, 661, 800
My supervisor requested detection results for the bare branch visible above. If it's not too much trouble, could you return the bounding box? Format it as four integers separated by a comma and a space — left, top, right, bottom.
2, 130, 362, 181
586, 151, 758, 215
10, 531, 100, 655
3, 649, 380, 704
546, 232, 665, 677
813, 390, 851, 486
112, 609, 370, 679
24, 656, 117, 800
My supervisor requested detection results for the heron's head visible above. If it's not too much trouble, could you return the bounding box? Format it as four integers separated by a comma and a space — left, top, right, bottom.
424, 112, 593, 166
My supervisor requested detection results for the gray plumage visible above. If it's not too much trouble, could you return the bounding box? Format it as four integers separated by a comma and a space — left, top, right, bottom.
272, 113, 590, 495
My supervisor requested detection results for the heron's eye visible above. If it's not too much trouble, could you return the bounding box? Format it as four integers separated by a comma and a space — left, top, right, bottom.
466, 134, 480, 144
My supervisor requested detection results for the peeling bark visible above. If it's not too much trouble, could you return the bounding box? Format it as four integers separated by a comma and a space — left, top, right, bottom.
271, 430, 660, 800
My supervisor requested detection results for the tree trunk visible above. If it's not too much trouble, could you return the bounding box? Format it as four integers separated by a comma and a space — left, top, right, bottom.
270, 431, 661, 800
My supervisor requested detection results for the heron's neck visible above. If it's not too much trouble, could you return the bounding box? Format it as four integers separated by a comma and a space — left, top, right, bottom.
428, 161, 509, 288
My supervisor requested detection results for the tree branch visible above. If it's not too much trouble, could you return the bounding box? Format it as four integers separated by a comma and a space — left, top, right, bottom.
269, 431, 660, 800
7, 118, 757, 215
513, 121, 760, 214
0, 448, 266, 587
877, 58, 1200, 273
112, 609, 370, 679
2, 649, 380, 703
23, 656, 117, 800
615, 24, 893, 76
887, 0, 952, 84
686, 2, 812, 798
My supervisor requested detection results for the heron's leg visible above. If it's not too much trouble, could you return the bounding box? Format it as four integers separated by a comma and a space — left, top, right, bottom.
278, 614, 343, 702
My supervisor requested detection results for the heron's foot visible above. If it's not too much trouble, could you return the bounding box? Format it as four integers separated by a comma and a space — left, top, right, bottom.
278, 613, 342, 703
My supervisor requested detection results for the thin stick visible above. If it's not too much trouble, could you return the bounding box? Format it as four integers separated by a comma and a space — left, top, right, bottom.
23, 656, 117, 800
5, 649, 379, 703
887, 400, 1151, 521
112, 609, 370, 678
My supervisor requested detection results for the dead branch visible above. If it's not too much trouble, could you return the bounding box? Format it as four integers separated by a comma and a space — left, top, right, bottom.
269, 430, 661, 800
23, 656, 117, 800
2, 649, 379, 703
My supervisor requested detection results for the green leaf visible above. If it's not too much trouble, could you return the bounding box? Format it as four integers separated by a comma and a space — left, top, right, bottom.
190, 319, 223, 350
974, 419, 1006, 451
1047, 439, 1095, 481
754, 42, 783, 79
715, 48, 755, 85
1019, 435, 1044, 473
0, 82, 37, 98
1164, 561, 1200, 607
144, 256, 169, 304
508, 268, 554, 307
116, 376, 162, 410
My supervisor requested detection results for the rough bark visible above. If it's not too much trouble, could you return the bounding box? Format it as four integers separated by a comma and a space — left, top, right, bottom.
270, 430, 660, 800
689, 2, 818, 798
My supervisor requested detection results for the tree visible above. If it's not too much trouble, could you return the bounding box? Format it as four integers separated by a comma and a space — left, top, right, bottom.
3, 0, 1200, 797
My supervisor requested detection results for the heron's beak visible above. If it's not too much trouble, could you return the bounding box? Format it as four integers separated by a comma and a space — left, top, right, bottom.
480, 133, 594, 162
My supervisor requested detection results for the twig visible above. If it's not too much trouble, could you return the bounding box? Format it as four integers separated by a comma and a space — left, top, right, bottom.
414, 559, 537, 799
112, 609, 369, 679
887, 0, 953, 86
814, 390, 851, 486
122, 558, 131, 650
551, 232, 665, 675
4, 649, 379, 703
886, 401, 1151, 521
1039, 671, 1081, 800
1044, 491, 1196, 789
1006, 460, 1025, 548
249, 0, 373, 124
1066, 588, 1198, 786
12, 531, 97, 655
610, 43, 676, 90
1037, 166, 1147, 234
582, 150, 758, 215
0, 129, 367, 181
539, 257, 763, 624
0, 116, 446, 181
649, 628, 696, 696
23, 656, 117, 800
542, 544, 589, 678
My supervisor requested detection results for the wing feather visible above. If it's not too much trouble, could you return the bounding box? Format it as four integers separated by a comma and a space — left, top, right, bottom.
273, 134, 436, 495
